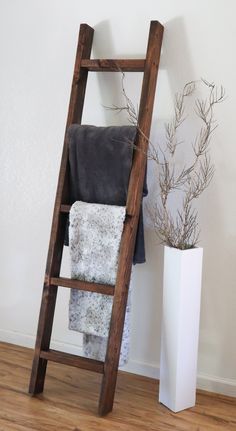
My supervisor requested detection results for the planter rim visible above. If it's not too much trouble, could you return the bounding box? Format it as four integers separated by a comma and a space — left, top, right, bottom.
164, 245, 203, 253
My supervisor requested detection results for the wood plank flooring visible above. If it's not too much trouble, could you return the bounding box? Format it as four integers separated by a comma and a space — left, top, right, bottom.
0, 342, 235, 430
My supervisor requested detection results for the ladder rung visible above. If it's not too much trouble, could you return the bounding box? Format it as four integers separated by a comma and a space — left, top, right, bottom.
60, 204, 71, 213
80, 59, 145, 72
40, 349, 104, 373
50, 276, 114, 295
60, 204, 133, 217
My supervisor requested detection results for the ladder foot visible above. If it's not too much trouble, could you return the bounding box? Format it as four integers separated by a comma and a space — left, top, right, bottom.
98, 390, 114, 416
98, 405, 113, 417
29, 356, 47, 395
98, 369, 117, 416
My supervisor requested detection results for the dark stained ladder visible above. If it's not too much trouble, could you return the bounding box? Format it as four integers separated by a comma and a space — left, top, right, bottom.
29, 20, 164, 416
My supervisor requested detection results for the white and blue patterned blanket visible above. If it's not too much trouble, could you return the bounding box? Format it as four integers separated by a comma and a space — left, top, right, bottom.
68, 200, 131, 366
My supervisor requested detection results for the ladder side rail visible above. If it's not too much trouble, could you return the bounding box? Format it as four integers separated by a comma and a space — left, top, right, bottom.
126, 20, 164, 216
47, 23, 94, 279
98, 20, 164, 416
29, 24, 94, 395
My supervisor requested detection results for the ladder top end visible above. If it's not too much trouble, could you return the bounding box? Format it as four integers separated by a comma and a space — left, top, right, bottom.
80, 23, 94, 33
150, 20, 164, 30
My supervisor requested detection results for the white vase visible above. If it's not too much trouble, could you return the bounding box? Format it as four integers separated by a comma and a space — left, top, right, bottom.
159, 245, 203, 412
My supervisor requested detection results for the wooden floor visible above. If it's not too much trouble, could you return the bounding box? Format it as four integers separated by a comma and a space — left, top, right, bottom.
0, 343, 236, 431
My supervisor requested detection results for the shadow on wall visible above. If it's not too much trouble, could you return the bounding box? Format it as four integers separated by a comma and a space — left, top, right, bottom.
91, 17, 197, 128
92, 20, 126, 125
198, 178, 236, 380
92, 20, 144, 126
162, 16, 196, 88
130, 231, 164, 364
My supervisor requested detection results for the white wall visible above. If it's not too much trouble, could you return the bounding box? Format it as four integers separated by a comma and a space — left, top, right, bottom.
0, 0, 236, 397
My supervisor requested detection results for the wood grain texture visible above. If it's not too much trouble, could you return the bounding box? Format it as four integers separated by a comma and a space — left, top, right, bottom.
28, 284, 58, 394
80, 59, 145, 72
1, 343, 236, 431
60, 204, 71, 213
126, 20, 164, 216
50, 277, 114, 295
40, 349, 104, 373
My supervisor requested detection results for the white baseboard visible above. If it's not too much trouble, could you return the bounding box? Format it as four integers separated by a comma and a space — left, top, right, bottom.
197, 373, 236, 398
0, 329, 36, 349
0, 328, 235, 398
0, 328, 83, 356
122, 358, 160, 379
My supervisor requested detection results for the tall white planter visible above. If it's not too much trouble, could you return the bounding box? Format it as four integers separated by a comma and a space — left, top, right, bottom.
159, 245, 203, 412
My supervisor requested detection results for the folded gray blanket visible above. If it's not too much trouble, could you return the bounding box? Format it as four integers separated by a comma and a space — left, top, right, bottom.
64, 124, 147, 264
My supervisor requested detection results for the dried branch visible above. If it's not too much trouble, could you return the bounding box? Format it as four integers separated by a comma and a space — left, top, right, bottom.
165, 81, 195, 156
105, 75, 225, 249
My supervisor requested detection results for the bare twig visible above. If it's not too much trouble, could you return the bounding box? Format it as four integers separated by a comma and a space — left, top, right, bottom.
105, 75, 225, 249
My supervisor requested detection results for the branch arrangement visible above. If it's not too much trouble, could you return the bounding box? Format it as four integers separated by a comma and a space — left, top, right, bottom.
107, 74, 225, 249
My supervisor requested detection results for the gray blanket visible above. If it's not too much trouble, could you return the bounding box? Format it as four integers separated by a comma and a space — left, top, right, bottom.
64, 124, 147, 264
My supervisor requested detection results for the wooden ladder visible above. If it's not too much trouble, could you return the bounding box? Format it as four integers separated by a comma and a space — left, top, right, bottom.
29, 20, 164, 416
